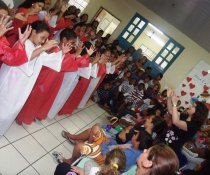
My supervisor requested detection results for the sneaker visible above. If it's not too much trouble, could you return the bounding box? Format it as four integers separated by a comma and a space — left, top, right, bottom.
52, 151, 64, 163
182, 146, 198, 158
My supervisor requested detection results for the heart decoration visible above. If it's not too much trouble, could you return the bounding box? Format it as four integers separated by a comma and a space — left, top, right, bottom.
203, 85, 209, 91
182, 84, 186, 87
181, 91, 187, 96
202, 70, 208, 76
189, 83, 195, 89
185, 101, 189, 104
186, 77, 192, 82
190, 92, 195, 97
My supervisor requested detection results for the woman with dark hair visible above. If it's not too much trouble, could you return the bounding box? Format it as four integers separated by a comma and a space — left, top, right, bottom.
163, 88, 209, 165
136, 144, 179, 175
7, 0, 45, 45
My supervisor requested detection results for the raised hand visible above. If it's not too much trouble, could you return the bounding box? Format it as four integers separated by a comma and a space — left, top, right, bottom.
0, 15, 13, 37
42, 40, 58, 51
61, 42, 72, 54
44, 11, 53, 22
95, 52, 101, 60
86, 45, 95, 56
61, 2, 69, 13
171, 90, 179, 105
18, 25, 32, 44
167, 88, 173, 97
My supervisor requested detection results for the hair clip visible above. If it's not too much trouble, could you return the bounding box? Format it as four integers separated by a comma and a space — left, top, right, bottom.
113, 163, 118, 169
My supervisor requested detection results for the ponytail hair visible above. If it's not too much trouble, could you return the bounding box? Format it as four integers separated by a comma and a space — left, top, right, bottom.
98, 148, 126, 175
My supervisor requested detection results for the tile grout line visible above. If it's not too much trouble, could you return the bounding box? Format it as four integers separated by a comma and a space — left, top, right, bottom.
1, 101, 106, 175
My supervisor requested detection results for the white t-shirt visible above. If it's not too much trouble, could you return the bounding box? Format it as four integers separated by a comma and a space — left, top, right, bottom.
2, 0, 14, 8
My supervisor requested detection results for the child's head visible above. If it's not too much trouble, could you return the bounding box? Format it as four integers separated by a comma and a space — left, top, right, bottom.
144, 75, 151, 83
60, 28, 77, 47
91, 20, 99, 29
138, 83, 145, 91
161, 89, 167, 97
80, 13, 88, 23
145, 66, 152, 74
129, 78, 137, 86
153, 84, 160, 93
19, 0, 45, 14
155, 73, 163, 81
103, 82, 110, 90
100, 49, 111, 62
99, 148, 126, 175
43, 0, 51, 10
0, 0, 9, 15
124, 71, 131, 79
75, 8, 81, 16
137, 69, 144, 76
139, 56, 147, 65
64, 5, 76, 16
136, 144, 179, 175
144, 115, 156, 131
152, 116, 167, 136
96, 29, 104, 38
29, 20, 50, 45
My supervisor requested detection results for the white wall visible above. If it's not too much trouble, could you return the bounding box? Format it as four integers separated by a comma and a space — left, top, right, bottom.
83, 0, 210, 89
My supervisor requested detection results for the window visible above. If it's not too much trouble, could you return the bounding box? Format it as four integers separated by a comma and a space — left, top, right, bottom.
68, 0, 89, 12
118, 13, 184, 75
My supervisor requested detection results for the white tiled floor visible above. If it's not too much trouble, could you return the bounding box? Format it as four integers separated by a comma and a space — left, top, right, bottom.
0, 101, 109, 175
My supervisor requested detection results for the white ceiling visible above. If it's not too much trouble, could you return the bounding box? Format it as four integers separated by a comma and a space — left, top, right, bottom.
137, 0, 210, 53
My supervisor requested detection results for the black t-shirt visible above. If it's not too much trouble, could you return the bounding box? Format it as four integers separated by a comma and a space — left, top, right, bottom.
163, 120, 199, 153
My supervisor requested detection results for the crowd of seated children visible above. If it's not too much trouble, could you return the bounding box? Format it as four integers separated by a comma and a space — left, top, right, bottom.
53, 114, 166, 171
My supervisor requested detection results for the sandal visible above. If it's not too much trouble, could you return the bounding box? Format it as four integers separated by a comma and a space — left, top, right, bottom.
61, 130, 75, 145
52, 151, 64, 163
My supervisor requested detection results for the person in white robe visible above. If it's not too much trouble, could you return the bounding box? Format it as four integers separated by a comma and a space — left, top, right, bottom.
47, 46, 96, 119
0, 21, 64, 135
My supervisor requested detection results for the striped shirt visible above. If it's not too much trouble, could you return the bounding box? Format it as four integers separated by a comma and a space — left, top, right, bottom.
126, 88, 144, 107
81, 129, 107, 165
119, 80, 134, 94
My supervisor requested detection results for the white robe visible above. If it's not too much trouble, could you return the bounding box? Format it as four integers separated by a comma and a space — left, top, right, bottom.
78, 64, 99, 109
47, 64, 92, 119
0, 39, 63, 135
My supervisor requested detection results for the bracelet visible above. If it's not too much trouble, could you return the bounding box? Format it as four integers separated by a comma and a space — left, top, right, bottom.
172, 103, 177, 107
